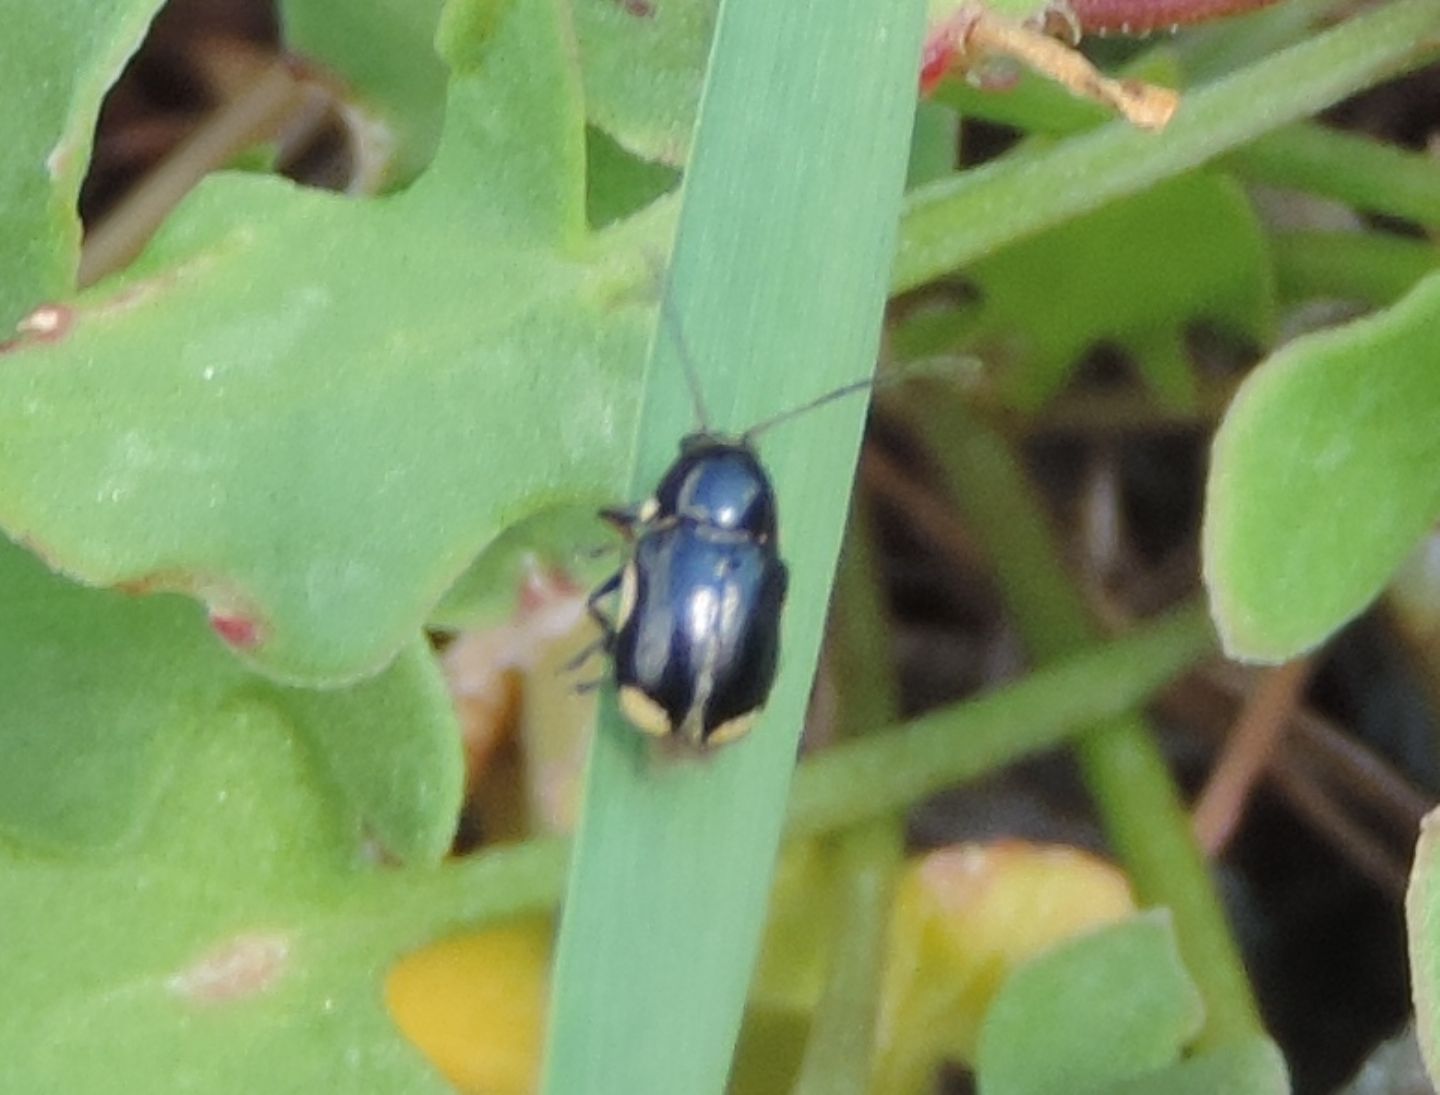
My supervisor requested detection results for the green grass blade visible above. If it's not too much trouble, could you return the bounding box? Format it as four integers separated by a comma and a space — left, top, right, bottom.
541, 0, 927, 1088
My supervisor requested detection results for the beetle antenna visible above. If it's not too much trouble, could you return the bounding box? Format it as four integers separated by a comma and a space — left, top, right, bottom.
644, 254, 712, 433
657, 289, 713, 433
742, 356, 971, 443
742, 375, 878, 443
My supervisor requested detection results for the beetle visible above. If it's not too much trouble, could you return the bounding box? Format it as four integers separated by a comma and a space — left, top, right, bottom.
586, 430, 790, 747
580, 342, 878, 748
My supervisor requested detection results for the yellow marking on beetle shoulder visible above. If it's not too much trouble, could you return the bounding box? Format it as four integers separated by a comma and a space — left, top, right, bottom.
639, 497, 659, 523
617, 563, 638, 630
619, 686, 673, 737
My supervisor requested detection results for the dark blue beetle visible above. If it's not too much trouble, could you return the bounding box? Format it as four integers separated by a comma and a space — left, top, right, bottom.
578, 272, 881, 749
581, 337, 877, 748
588, 433, 789, 747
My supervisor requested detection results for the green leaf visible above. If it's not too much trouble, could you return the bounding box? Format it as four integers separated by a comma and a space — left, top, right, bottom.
0, 535, 461, 861
0, 0, 647, 685
1273, 230, 1440, 310
1204, 270, 1440, 661
430, 502, 602, 629
573, 0, 714, 164
0, 699, 452, 1094
906, 100, 959, 189
0, 537, 210, 852
279, 0, 449, 187
955, 172, 1270, 409
283, 0, 719, 173
1407, 807, 1440, 1087
0, 0, 165, 327
976, 911, 1205, 1095
585, 125, 680, 229
282, 641, 464, 863
1106, 1038, 1290, 1095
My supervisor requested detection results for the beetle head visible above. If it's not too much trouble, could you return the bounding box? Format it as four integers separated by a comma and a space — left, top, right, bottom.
657, 436, 777, 539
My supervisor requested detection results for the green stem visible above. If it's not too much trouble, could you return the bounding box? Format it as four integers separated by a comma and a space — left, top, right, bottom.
354, 604, 1217, 950
896, 0, 1440, 290
1174, 0, 1333, 81
792, 602, 1214, 836
601, 3, 1440, 326
1227, 123, 1440, 230
825, 494, 902, 740
791, 823, 903, 1095
906, 390, 1261, 1048
906, 100, 959, 189
793, 498, 901, 1095
1272, 230, 1440, 307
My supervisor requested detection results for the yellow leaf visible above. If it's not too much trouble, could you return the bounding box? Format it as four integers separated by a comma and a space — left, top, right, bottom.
386, 919, 551, 1094
874, 842, 1134, 1092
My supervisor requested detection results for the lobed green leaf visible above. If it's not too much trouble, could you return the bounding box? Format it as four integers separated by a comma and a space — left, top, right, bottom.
279, 0, 449, 187
0, 534, 461, 861
1204, 271, 1440, 661
0, 0, 166, 327
0, 0, 645, 685
0, 699, 454, 1094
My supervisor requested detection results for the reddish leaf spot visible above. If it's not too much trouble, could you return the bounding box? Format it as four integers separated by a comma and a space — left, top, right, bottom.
168, 933, 290, 1004
617, 0, 655, 16
0, 304, 73, 354
47, 138, 77, 181
210, 612, 262, 649
18, 305, 70, 340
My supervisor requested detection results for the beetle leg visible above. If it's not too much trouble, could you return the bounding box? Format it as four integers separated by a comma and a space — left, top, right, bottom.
599, 504, 644, 539
563, 635, 607, 672
576, 541, 620, 562
584, 570, 621, 643
562, 569, 622, 676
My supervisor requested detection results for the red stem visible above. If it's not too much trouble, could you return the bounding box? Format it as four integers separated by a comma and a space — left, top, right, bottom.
1066, 0, 1288, 34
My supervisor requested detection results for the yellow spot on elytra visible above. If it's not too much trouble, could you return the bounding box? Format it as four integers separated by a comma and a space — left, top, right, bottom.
619, 685, 672, 737
706, 710, 759, 747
